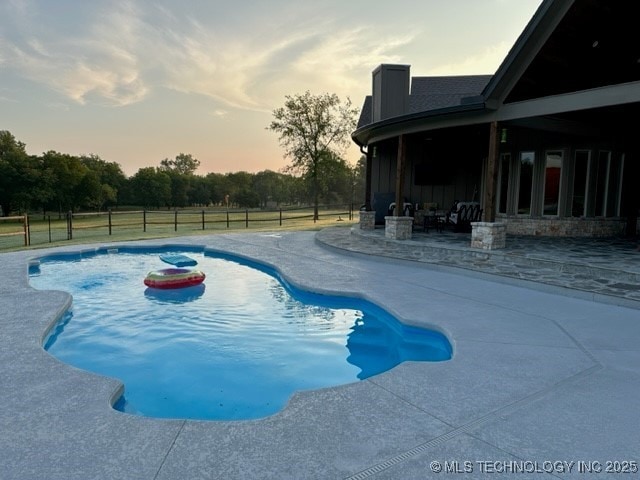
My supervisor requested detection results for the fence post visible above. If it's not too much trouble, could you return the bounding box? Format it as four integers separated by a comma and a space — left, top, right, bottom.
202, 210, 205, 230
279, 208, 282, 227
349, 203, 353, 221
48, 215, 52, 243
24, 215, 30, 246
143, 210, 146, 232
67, 211, 73, 240
226, 210, 229, 229
108, 209, 112, 235
174, 210, 178, 232
245, 209, 248, 228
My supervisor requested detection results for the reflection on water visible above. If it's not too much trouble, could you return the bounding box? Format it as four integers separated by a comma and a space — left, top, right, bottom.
144, 284, 206, 304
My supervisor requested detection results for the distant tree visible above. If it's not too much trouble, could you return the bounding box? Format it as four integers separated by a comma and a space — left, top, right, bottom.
79, 154, 127, 208
204, 172, 225, 206
41, 150, 88, 214
130, 167, 171, 208
353, 154, 367, 206
160, 153, 200, 175
313, 152, 353, 204
159, 153, 201, 208
234, 189, 260, 208
268, 91, 358, 219
224, 172, 254, 207
0, 131, 37, 215
188, 176, 212, 206
253, 170, 284, 208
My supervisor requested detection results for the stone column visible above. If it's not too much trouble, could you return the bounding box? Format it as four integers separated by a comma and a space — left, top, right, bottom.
385, 216, 413, 240
358, 211, 376, 230
471, 222, 506, 250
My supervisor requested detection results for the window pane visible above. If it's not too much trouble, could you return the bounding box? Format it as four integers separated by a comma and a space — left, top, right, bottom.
595, 151, 610, 216
518, 152, 534, 215
606, 154, 624, 217
572, 151, 589, 217
498, 154, 510, 214
543, 151, 562, 216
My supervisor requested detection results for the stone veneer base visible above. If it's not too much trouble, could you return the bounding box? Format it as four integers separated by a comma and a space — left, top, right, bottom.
471, 222, 506, 250
358, 211, 376, 230
384, 216, 413, 240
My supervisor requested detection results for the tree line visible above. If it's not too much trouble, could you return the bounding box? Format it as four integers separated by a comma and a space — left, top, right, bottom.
0, 130, 365, 217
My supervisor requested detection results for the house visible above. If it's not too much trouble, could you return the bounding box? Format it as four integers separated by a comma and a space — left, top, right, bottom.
352, 0, 640, 243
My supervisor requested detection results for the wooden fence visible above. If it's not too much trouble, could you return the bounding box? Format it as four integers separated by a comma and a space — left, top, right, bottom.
0, 215, 29, 246
0, 205, 354, 250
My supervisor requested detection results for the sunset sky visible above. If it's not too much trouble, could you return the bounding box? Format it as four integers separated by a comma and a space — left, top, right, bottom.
1, 0, 542, 176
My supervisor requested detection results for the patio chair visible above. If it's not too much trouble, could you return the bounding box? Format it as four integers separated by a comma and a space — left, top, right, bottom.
447, 201, 482, 233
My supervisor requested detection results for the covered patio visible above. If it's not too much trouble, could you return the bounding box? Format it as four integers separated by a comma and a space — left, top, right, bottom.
353, 0, 640, 247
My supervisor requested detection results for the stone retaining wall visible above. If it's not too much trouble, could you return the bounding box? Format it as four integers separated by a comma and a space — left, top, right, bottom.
496, 215, 627, 237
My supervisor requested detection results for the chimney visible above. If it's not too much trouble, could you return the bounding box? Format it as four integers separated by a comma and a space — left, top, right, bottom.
372, 64, 410, 122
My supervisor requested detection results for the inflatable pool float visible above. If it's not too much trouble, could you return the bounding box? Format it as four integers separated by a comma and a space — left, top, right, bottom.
160, 253, 197, 267
144, 268, 205, 289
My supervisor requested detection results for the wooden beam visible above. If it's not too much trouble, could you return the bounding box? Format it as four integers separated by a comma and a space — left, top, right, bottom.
484, 121, 500, 222
365, 147, 373, 210
394, 134, 406, 216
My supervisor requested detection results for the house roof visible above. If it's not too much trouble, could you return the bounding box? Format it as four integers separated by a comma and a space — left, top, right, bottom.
409, 75, 492, 113
352, 0, 640, 147
355, 75, 492, 130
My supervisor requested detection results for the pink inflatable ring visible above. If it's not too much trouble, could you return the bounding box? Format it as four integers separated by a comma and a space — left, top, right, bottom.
144, 268, 205, 289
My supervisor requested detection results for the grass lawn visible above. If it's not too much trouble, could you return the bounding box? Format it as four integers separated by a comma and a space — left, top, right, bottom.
0, 207, 356, 252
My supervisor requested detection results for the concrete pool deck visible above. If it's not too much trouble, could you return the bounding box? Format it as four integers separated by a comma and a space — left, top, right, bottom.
1, 229, 639, 479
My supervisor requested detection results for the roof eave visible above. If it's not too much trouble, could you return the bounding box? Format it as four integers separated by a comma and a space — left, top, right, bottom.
351, 102, 487, 147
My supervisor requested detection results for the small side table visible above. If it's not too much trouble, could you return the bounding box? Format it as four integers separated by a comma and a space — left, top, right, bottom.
423, 211, 445, 233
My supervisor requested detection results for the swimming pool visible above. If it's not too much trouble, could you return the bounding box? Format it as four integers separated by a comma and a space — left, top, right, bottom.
30, 246, 452, 421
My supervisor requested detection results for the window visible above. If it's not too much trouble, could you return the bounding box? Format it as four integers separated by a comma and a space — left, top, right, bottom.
497, 153, 511, 214
543, 151, 562, 216
517, 152, 534, 215
572, 150, 590, 217
594, 151, 610, 216
607, 153, 624, 217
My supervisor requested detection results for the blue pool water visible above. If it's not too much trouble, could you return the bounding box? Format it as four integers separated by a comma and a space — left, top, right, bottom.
30, 247, 452, 420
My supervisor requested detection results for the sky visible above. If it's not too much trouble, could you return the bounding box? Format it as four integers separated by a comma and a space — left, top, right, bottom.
0, 0, 542, 177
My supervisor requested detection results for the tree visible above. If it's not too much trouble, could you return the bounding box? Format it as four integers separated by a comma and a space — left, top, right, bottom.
159, 153, 201, 208
79, 154, 127, 208
353, 154, 367, 207
268, 91, 358, 219
130, 167, 171, 208
0, 132, 43, 215
253, 170, 285, 208
41, 151, 88, 214
160, 153, 200, 175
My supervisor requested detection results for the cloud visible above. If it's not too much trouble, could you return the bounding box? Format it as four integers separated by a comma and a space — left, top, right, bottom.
0, 1, 418, 111
0, 1, 149, 106
425, 41, 513, 76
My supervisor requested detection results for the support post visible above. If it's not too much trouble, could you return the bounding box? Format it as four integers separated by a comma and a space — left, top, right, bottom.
394, 134, 406, 216
365, 147, 373, 211
484, 121, 500, 223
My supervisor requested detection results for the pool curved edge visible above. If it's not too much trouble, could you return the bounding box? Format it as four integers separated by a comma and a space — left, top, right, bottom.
30, 242, 456, 352
28, 241, 455, 422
